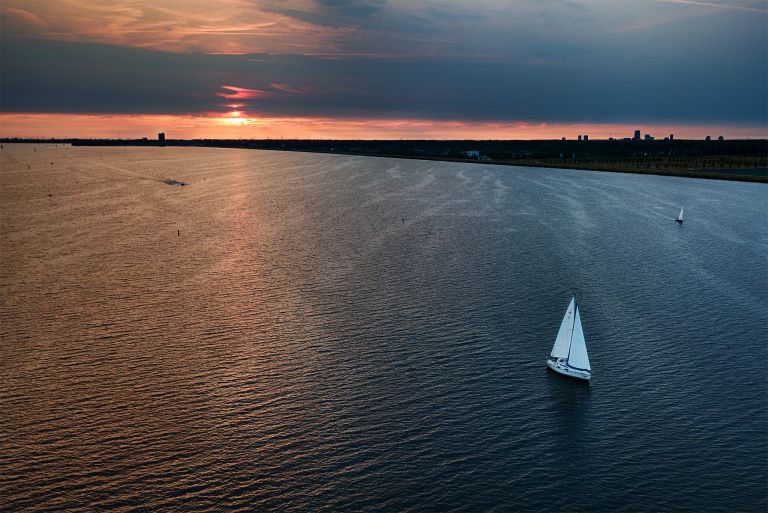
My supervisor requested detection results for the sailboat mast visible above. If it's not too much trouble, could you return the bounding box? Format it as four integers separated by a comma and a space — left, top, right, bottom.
566, 300, 577, 361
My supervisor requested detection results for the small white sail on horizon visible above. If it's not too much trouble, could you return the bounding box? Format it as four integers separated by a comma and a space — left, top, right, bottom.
546, 296, 592, 381
676, 206, 684, 223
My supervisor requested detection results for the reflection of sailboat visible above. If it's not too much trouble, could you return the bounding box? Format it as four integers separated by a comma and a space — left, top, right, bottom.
546, 297, 592, 382
675, 206, 684, 223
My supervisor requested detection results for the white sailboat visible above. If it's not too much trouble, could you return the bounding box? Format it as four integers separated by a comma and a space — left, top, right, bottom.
546, 297, 592, 381
675, 206, 684, 223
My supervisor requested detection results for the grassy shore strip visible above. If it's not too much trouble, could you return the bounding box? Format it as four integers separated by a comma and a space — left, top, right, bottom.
258, 148, 768, 183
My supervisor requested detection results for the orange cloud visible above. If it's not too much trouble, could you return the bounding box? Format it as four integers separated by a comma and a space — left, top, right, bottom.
269, 83, 309, 94
0, 0, 358, 55
217, 85, 271, 99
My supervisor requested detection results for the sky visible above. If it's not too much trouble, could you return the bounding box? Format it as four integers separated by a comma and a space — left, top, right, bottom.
1, 0, 766, 139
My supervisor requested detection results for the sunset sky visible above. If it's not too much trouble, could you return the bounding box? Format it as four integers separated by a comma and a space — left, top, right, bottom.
1, 0, 766, 139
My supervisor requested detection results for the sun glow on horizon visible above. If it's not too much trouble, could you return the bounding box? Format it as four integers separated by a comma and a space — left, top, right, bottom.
222, 111, 249, 125
1, 113, 765, 141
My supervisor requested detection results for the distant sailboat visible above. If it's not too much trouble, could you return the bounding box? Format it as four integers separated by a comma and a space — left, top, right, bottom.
676, 206, 684, 223
546, 297, 592, 381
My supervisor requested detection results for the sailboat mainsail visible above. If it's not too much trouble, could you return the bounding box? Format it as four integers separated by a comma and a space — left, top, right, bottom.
566, 307, 591, 372
676, 206, 684, 222
546, 297, 592, 381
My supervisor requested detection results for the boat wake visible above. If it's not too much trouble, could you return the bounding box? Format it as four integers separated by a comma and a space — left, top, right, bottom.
160, 178, 189, 186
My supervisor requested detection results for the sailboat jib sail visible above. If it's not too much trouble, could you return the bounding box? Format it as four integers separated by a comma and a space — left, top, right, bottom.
546, 296, 593, 381
550, 297, 575, 359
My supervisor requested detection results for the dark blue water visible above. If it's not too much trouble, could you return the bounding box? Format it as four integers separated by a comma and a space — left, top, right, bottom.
1, 146, 766, 511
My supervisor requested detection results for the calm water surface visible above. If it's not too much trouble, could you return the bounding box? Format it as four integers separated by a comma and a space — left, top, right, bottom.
1, 145, 766, 512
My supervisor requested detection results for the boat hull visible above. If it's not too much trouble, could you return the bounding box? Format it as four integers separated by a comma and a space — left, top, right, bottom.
546, 359, 592, 382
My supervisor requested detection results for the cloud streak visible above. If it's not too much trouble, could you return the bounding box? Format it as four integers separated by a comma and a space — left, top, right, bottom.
653, 0, 768, 13
218, 85, 272, 99
0, 0, 359, 54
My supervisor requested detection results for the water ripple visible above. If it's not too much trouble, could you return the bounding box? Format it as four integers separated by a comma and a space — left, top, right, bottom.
1, 146, 766, 512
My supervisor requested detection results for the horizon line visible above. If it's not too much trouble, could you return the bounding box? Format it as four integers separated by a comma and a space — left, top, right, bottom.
2, 136, 766, 142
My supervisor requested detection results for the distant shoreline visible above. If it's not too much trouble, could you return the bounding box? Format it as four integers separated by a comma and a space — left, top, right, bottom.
3, 138, 766, 183
253, 148, 768, 183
